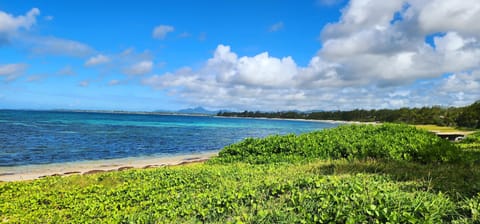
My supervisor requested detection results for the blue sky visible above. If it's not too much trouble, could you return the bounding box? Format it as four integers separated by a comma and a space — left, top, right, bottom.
1, 0, 479, 111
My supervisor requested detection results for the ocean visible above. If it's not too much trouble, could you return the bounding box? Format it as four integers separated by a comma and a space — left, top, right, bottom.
0, 110, 339, 167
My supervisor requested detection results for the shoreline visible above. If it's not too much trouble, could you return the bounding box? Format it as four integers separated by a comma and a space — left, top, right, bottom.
0, 117, 372, 183
0, 151, 218, 182
214, 115, 379, 125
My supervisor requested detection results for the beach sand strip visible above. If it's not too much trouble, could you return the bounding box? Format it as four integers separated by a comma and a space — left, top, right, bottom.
0, 152, 217, 182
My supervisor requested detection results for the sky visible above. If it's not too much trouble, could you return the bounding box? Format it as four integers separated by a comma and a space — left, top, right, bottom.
0, 0, 479, 111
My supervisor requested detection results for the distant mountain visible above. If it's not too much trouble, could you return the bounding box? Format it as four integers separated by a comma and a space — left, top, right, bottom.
176, 107, 217, 115
304, 109, 326, 113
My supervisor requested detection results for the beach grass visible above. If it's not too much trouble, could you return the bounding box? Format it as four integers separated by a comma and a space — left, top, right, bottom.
1, 124, 479, 223
415, 124, 474, 133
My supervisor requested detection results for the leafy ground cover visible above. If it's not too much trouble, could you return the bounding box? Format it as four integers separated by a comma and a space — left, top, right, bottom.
1, 124, 479, 223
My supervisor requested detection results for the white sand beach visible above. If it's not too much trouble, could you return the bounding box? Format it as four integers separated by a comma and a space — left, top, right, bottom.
0, 152, 217, 182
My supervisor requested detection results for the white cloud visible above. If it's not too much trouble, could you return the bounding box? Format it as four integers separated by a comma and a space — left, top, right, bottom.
388, 90, 410, 98
85, 54, 110, 66
0, 8, 39, 38
0, 63, 27, 81
152, 25, 174, 39
81, 48, 154, 77
143, 42, 480, 110
321, 0, 405, 40
433, 32, 475, 52
205, 45, 298, 88
4, 1, 472, 110
418, 0, 480, 36
0, 63, 27, 75
422, 71, 480, 106
268, 22, 284, 32
235, 53, 297, 87
0, 8, 94, 57
317, 0, 480, 86
23, 36, 94, 57
140, 0, 480, 110
439, 71, 480, 93
124, 60, 153, 75
142, 45, 340, 110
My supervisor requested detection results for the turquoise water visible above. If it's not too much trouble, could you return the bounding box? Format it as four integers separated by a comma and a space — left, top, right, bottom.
0, 110, 339, 166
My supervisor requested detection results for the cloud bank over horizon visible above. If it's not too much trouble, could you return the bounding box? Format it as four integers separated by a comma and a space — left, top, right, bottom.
142, 0, 480, 111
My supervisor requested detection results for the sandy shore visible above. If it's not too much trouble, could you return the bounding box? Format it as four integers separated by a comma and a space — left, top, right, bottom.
215, 115, 379, 125
267, 118, 379, 125
0, 152, 217, 182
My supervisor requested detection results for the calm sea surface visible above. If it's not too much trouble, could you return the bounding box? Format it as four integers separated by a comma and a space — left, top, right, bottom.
0, 110, 339, 167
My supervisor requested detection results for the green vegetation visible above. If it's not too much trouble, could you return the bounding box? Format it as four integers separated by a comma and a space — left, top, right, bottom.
213, 124, 461, 164
218, 100, 480, 129
1, 124, 480, 223
415, 125, 467, 133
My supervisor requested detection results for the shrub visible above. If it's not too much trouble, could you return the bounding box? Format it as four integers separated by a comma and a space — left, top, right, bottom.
212, 124, 461, 164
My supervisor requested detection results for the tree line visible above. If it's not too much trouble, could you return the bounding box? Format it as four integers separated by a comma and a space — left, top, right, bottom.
217, 101, 480, 129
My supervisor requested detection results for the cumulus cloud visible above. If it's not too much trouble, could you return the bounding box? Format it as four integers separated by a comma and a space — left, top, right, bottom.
141, 0, 480, 110
318, 0, 480, 86
442, 72, 480, 92
206, 45, 298, 88
142, 45, 345, 110
0, 63, 27, 81
418, 0, 480, 36
85, 54, 110, 66
152, 25, 174, 39
123, 60, 153, 75
268, 22, 284, 32
0, 8, 39, 44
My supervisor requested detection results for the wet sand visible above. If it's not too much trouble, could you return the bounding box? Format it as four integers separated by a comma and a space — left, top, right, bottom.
0, 152, 217, 182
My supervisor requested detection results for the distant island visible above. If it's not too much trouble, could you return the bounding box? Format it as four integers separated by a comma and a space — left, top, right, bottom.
173, 106, 218, 115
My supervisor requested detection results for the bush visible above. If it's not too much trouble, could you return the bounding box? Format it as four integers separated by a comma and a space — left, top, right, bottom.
213, 124, 462, 164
